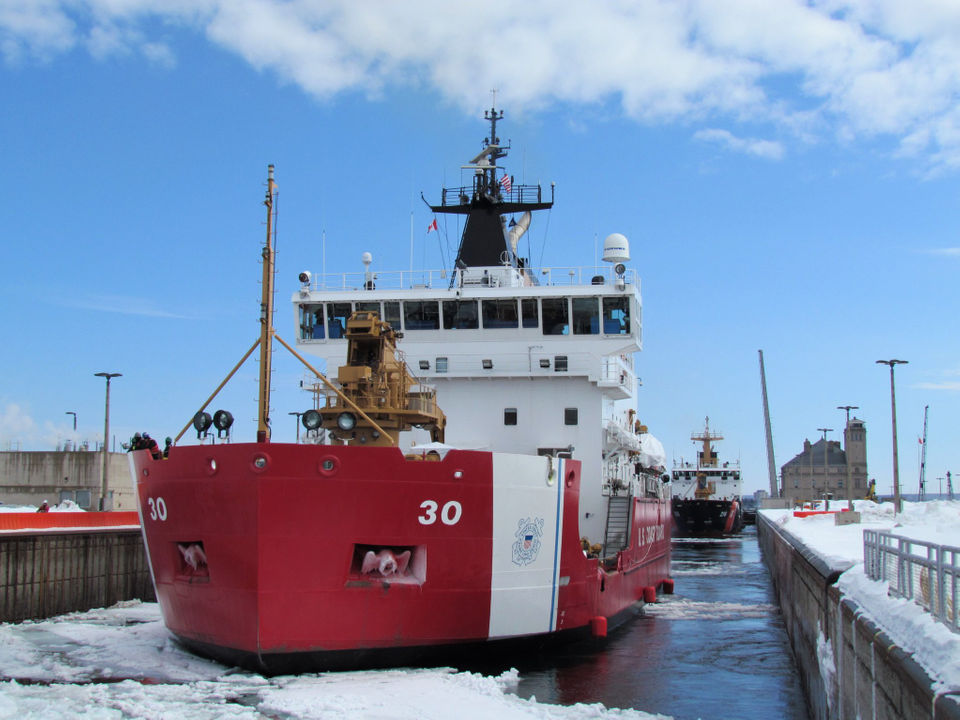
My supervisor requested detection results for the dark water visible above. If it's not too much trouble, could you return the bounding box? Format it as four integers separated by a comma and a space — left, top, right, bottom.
482, 526, 810, 719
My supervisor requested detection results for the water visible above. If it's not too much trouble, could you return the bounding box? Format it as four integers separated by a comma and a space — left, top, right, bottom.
485, 526, 810, 720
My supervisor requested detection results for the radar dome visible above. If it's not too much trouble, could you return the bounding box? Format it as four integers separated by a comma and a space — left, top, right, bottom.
602, 233, 630, 263
362, 252, 373, 265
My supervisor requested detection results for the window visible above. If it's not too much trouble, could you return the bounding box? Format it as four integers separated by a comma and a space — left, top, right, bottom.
504, 408, 517, 425
521, 298, 538, 328
442, 300, 479, 329
327, 303, 352, 339
59, 490, 74, 504
554, 355, 568, 372
300, 304, 326, 339
572, 297, 600, 334
403, 301, 440, 330
355, 301, 381, 316
383, 301, 401, 330
436, 357, 448, 373
602, 296, 630, 334
541, 298, 569, 335
482, 299, 518, 328
564, 407, 578, 425
76, 489, 92, 509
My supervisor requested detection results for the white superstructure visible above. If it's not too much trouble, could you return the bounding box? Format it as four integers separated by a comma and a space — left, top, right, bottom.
290, 105, 668, 548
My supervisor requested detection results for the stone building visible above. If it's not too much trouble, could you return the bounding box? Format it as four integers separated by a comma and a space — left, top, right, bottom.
0, 450, 136, 510
781, 417, 867, 502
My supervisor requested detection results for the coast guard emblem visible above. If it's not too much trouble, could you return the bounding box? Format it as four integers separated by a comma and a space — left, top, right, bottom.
512, 517, 544, 566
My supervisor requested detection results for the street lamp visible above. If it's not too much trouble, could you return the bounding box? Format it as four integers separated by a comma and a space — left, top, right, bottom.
817, 428, 833, 506
288, 411, 303, 444
65, 411, 77, 431
876, 359, 907, 513
94, 372, 122, 511
837, 406, 858, 500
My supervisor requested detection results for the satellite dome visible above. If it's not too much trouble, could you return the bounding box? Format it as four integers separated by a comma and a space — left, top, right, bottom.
602, 233, 630, 263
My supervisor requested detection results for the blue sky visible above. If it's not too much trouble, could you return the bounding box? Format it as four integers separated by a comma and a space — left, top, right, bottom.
1, 1, 958, 497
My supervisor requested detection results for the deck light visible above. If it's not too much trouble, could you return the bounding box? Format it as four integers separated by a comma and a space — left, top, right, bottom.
193, 411, 213, 437
302, 410, 322, 431
337, 412, 357, 431
213, 410, 234, 433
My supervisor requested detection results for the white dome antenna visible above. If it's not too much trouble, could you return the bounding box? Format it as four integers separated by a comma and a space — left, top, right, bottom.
602, 233, 630, 263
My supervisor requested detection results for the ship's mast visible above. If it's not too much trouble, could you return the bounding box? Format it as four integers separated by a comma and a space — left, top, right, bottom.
257, 164, 277, 442
693, 417, 722, 469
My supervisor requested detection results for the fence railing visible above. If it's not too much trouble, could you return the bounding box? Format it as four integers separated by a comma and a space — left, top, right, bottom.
863, 529, 959, 633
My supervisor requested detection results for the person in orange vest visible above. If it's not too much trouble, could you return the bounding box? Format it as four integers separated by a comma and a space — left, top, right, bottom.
143, 433, 162, 460
37, 500, 49, 513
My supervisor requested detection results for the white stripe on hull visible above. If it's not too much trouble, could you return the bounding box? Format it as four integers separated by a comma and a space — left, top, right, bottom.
488, 454, 565, 638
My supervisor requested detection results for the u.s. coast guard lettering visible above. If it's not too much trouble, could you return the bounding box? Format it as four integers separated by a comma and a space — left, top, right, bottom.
511, 517, 544, 565
638, 523, 665, 547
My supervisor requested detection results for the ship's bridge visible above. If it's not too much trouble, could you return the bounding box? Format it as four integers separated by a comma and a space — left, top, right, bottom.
292, 263, 641, 397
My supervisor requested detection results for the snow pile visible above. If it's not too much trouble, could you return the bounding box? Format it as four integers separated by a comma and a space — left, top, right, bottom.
762, 500, 960, 694
0, 603, 671, 719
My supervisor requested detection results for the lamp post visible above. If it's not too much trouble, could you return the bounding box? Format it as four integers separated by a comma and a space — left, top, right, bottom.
876, 359, 907, 513
837, 406, 858, 500
817, 428, 833, 506
65, 411, 77, 431
94, 372, 122, 511
289, 411, 303, 444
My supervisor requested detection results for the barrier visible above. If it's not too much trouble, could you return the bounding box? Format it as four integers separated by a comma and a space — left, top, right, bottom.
864, 529, 959, 634
0, 511, 140, 532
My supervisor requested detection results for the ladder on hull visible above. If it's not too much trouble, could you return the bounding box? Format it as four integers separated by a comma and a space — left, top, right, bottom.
603, 495, 632, 558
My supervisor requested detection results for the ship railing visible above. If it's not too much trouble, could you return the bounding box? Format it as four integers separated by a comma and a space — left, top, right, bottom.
863, 530, 959, 634
437, 183, 548, 207
304, 265, 638, 292
598, 356, 635, 396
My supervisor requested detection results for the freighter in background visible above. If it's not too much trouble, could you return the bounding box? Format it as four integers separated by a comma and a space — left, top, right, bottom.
671, 418, 743, 536
132, 104, 672, 673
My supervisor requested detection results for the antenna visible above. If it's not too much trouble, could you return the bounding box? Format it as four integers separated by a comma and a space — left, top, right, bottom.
918, 405, 928, 500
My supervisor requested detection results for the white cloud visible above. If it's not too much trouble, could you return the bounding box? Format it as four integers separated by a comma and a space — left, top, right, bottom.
913, 381, 960, 392
924, 247, 960, 256
5, 1, 960, 169
693, 128, 785, 160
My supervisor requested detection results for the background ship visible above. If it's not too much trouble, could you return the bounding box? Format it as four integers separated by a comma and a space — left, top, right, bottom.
670, 418, 744, 536
131, 105, 672, 673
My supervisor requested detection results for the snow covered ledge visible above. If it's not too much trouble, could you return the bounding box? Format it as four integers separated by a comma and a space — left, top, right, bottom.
758, 503, 960, 720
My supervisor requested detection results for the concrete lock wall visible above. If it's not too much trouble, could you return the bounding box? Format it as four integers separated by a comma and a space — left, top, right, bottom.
0, 451, 136, 510
758, 513, 960, 720
0, 529, 156, 622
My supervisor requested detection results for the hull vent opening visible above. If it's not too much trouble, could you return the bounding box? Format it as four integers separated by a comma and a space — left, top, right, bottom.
350, 544, 426, 585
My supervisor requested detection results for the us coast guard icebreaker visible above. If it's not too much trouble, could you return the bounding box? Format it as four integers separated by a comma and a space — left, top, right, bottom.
131, 105, 672, 673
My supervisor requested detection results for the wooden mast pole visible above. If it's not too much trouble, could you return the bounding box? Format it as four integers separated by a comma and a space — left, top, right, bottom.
257, 165, 277, 442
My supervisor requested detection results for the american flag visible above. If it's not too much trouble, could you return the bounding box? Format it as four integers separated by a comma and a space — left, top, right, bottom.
499, 174, 512, 193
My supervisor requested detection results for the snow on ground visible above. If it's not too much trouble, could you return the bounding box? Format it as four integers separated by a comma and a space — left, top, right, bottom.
762, 499, 960, 695
0, 500, 86, 513
0, 602, 670, 719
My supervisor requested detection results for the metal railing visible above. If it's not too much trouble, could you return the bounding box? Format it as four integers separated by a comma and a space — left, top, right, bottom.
863, 529, 959, 633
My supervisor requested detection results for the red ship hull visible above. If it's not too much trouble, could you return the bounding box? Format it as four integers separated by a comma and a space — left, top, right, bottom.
132, 442, 671, 673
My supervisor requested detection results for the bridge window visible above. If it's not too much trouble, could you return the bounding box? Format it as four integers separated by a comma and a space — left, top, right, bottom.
602, 297, 629, 335
572, 297, 600, 334
327, 303, 351, 339
521, 299, 538, 328
300, 304, 326, 340
384, 301, 401, 330
403, 301, 440, 330
541, 298, 569, 335
356, 301, 381, 316
482, 299, 518, 328
564, 408, 579, 426
442, 300, 479, 329
504, 408, 517, 425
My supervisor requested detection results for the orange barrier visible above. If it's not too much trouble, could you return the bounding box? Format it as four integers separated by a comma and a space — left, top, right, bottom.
0, 511, 140, 531
793, 509, 851, 518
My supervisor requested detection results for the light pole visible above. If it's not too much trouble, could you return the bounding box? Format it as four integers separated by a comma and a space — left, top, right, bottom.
876, 359, 907, 513
65, 411, 77, 431
94, 372, 122, 511
837, 406, 858, 500
289, 411, 303, 444
817, 428, 833, 506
